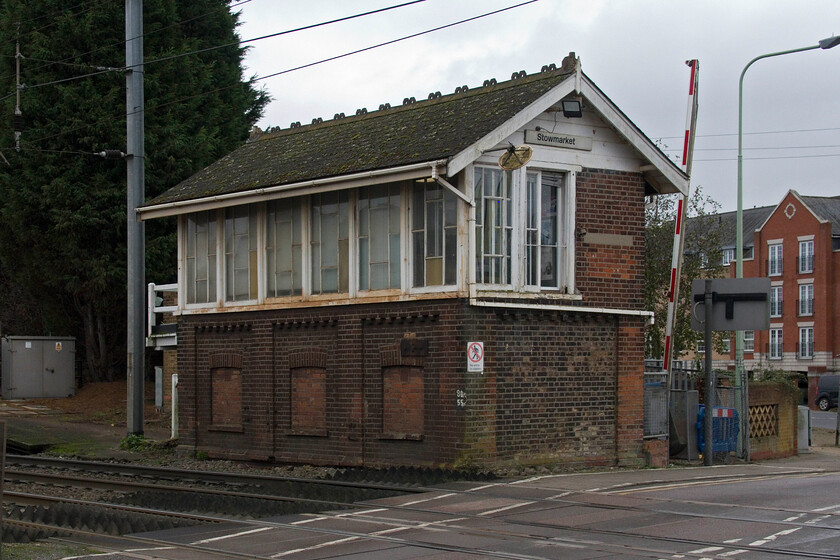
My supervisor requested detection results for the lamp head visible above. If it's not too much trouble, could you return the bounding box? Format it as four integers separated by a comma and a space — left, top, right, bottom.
819, 35, 840, 49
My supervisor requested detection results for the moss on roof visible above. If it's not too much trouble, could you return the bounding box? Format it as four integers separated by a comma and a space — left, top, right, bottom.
145, 67, 575, 207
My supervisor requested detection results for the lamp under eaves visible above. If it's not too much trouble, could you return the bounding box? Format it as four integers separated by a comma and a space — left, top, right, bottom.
561, 99, 582, 118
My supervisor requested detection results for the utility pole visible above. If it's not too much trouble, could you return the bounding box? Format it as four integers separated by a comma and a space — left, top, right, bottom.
126, 0, 145, 435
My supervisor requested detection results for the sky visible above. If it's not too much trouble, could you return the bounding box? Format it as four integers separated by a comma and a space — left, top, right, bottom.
234, 0, 840, 214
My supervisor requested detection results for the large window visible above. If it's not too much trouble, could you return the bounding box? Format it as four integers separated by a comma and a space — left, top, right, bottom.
768, 243, 783, 276
770, 285, 783, 317
799, 240, 814, 273
798, 283, 814, 316
475, 167, 512, 285
358, 185, 401, 291
266, 198, 302, 297
411, 182, 457, 288
526, 171, 564, 288
799, 327, 814, 359
310, 191, 349, 295
769, 328, 783, 360
225, 205, 258, 302
185, 211, 217, 304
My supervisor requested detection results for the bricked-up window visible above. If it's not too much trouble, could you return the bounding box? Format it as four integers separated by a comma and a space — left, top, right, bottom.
211, 367, 242, 429
526, 171, 564, 288
769, 328, 783, 360
358, 184, 401, 291
225, 204, 258, 302
411, 181, 457, 288
290, 367, 327, 434
266, 198, 302, 297
382, 366, 424, 438
311, 191, 349, 294
475, 167, 512, 285
185, 210, 217, 304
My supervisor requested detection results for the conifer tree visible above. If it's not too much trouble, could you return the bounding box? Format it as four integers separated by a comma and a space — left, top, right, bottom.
0, 1, 268, 380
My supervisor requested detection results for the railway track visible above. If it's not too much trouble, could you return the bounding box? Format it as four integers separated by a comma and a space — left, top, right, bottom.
5, 456, 840, 559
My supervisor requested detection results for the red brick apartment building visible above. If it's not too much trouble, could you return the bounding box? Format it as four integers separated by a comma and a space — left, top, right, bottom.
710, 191, 840, 404
139, 54, 688, 469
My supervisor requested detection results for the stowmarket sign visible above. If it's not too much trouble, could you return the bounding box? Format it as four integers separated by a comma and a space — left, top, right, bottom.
525, 129, 592, 151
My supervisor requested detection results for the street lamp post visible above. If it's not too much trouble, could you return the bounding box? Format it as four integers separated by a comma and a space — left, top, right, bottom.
735, 34, 840, 461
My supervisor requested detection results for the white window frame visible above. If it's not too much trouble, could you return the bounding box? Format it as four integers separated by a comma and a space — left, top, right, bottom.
769, 328, 783, 360
798, 239, 814, 274
770, 285, 783, 318
182, 209, 220, 308
473, 164, 575, 293
744, 330, 755, 353
224, 204, 260, 304
768, 242, 783, 276
799, 326, 814, 359
721, 248, 735, 266
409, 180, 460, 292
798, 282, 814, 316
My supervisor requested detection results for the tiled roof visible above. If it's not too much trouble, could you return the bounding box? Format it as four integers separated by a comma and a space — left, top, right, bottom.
802, 194, 840, 236
145, 65, 577, 207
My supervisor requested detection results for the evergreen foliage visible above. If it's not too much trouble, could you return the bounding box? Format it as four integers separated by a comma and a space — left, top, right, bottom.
0, 1, 269, 380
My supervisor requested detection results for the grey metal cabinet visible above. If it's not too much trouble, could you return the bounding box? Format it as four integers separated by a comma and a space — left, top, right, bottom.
1, 337, 76, 399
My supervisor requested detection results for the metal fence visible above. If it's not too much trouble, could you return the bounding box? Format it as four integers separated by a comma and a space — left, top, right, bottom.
643, 360, 749, 459
643, 372, 669, 438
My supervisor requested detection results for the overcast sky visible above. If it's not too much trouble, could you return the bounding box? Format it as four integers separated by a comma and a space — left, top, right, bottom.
234, 0, 840, 214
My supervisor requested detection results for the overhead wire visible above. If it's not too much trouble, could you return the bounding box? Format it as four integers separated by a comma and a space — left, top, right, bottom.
0, 0, 257, 90
13, 0, 539, 151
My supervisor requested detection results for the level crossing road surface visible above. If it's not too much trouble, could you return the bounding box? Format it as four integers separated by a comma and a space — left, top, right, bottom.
82, 452, 840, 560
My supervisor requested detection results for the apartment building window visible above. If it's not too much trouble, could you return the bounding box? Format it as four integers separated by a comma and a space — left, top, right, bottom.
744, 330, 754, 353
721, 248, 735, 266
798, 240, 814, 273
769, 328, 783, 360
696, 338, 705, 354
770, 285, 783, 317
799, 327, 814, 359
798, 283, 814, 316
768, 243, 783, 276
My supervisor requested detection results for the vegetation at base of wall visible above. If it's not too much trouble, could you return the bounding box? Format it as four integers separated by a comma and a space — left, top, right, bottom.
0, 1, 269, 382
119, 434, 151, 451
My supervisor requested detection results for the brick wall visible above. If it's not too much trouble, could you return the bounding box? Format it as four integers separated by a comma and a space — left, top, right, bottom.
175, 300, 646, 469
575, 169, 645, 310
749, 381, 798, 460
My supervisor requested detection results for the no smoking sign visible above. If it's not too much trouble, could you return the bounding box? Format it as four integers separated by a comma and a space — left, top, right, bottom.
467, 341, 484, 373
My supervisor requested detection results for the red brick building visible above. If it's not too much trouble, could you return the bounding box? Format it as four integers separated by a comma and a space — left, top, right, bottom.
139, 54, 688, 468
712, 191, 840, 403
